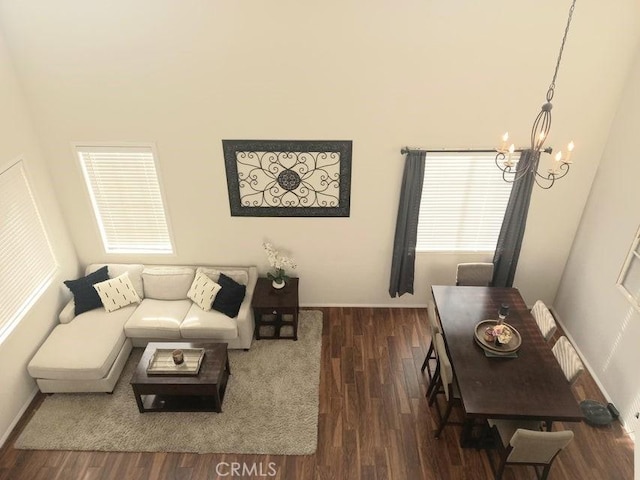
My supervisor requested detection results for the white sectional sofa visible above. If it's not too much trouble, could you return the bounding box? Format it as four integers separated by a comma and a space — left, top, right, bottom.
28, 263, 257, 393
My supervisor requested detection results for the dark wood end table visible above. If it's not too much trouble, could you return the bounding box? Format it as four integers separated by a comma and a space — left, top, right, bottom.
130, 342, 230, 413
252, 277, 299, 340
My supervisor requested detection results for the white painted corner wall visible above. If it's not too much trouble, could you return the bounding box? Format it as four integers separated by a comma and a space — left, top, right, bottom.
0, 30, 79, 447
554, 42, 640, 435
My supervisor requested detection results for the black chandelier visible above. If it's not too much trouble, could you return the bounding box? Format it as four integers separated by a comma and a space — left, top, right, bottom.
496, 0, 577, 189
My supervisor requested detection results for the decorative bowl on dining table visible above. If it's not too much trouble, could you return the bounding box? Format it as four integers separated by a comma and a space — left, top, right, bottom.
474, 320, 522, 355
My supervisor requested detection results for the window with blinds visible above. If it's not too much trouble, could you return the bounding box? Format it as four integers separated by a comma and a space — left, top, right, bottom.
0, 160, 57, 340
617, 225, 640, 312
416, 152, 517, 252
76, 145, 174, 254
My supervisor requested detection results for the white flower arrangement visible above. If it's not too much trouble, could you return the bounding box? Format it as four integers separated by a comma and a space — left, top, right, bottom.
262, 242, 297, 285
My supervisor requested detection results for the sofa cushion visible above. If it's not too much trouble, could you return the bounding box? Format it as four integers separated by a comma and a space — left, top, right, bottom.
142, 267, 195, 300
63, 266, 109, 315
86, 263, 145, 299
28, 304, 136, 381
187, 271, 222, 311
197, 267, 249, 286
180, 303, 238, 340
93, 272, 142, 312
124, 298, 191, 339
212, 273, 246, 318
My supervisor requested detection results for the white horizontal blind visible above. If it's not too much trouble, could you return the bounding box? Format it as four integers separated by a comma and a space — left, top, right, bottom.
416, 152, 517, 252
616, 226, 640, 311
76, 146, 173, 254
0, 161, 57, 339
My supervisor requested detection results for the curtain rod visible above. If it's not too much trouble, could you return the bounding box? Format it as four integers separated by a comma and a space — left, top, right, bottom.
400, 147, 551, 155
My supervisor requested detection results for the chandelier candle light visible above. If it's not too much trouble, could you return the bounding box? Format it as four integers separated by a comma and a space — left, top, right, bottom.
495, 0, 577, 189
263, 242, 297, 289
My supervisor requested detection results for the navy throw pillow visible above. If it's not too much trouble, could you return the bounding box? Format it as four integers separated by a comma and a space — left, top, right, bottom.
212, 273, 246, 318
63, 266, 109, 315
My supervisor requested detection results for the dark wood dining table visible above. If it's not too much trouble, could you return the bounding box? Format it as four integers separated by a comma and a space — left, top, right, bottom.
431, 285, 583, 447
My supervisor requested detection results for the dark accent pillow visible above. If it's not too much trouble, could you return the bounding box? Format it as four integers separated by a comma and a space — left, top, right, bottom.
212, 273, 246, 318
63, 266, 109, 315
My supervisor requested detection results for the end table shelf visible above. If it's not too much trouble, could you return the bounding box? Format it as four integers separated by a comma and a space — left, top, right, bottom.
252, 277, 299, 340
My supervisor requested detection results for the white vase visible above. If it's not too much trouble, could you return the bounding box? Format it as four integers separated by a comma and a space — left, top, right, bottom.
272, 279, 285, 289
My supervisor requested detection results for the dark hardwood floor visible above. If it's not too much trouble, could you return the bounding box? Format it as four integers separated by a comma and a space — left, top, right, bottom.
0, 307, 634, 479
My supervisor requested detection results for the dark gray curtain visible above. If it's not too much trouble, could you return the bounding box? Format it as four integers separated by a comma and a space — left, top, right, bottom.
492, 149, 539, 287
389, 150, 426, 297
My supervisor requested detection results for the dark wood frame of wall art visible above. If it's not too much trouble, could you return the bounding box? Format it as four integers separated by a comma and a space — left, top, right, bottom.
222, 139, 352, 217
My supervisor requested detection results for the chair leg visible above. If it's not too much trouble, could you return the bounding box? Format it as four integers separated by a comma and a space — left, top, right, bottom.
484, 444, 498, 478
428, 371, 441, 406
484, 428, 508, 480
420, 355, 429, 373
433, 393, 444, 423
494, 456, 507, 480
420, 340, 435, 377
434, 397, 454, 438
540, 464, 552, 480
426, 362, 440, 400
420, 342, 432, 372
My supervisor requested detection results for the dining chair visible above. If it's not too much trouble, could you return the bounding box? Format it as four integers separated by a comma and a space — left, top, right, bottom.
428, 333, 462, 438
485, 420, 574, 480
420, 300, 441, 380
552, 336, 585, 385
456, 262, 494, 286
487, 418, 543, 442
531, 300, 558, 342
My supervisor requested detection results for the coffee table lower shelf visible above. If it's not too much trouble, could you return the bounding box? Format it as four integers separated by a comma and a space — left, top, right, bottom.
132, 372, 229, 413
133, 390, 227, 413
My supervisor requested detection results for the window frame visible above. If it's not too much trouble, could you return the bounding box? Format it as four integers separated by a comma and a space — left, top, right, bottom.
415, 151, 517, 253
0, 157, 58, 342
617, 225, 640, 312
73, 142, 176, 255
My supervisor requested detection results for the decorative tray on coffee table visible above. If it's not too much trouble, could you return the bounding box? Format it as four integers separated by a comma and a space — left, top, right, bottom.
474, 320, 522, 355
146, 348, 205, 375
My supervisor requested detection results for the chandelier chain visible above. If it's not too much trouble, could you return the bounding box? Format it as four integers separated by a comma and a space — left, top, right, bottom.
547, 0, 577, 102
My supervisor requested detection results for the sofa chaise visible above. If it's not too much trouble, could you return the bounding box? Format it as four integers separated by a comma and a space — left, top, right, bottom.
28, 263, 257, 393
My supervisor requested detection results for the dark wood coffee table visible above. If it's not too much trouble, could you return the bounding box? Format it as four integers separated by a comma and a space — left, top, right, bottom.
130, 342, 230, 413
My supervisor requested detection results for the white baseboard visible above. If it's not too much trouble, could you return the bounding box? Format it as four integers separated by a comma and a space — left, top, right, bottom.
0, 386, 38, 449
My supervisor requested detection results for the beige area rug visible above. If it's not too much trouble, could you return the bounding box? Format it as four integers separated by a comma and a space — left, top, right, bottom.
15, 310, 322, 454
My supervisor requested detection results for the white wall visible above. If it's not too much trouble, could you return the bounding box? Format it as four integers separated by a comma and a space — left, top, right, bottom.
0, 32, 79, 445
0, 0, 638, 309
555, 43, 640, 432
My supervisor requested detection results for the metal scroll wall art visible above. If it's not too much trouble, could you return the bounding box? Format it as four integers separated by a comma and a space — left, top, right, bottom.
222, 140, 352, 217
